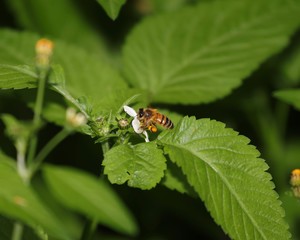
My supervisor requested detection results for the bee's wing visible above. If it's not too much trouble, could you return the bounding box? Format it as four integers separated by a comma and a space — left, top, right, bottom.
147, 107, 157, 112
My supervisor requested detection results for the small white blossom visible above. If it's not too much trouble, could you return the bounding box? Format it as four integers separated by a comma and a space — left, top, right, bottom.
123, 105, 149, 142
123, 105, 137, 117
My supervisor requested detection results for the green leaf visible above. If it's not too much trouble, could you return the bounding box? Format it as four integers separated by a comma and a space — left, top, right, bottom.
0, 63, 86, 121
161, 161, 197, 197
103, 142, 166, 190
158, 117, 290, 240
1, 114, 34, 157
0, 29, 130, 117
47, 64, 90, 118
0, 157, 73, 240
5, 0, 108, 55
93, 89, 144, 117
274, 89, 300, 110
41, 101, 66, 126
1, 114, 32, 141
280, 193, 300, 239
148, 0, 188, 13
43, 165, 138, 236
96, 0, 126, 20
0, 65, 37, 90
0, 29, 128, 99
52, 44, 128, 110
282, 44, 300, 84
123, 0, 300, 104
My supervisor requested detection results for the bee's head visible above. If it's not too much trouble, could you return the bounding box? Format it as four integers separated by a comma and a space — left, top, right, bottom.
138, 108, 144, 118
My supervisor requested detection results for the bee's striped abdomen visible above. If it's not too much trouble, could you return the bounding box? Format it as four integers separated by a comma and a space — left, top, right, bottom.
156, 114, 174, 129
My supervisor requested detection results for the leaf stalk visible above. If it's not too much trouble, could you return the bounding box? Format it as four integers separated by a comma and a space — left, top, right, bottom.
29, 128, 71, 178
27, 70, 48, 166
11, 222, 23, 240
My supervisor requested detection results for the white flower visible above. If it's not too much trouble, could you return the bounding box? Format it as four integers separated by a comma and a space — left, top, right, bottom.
123, 105, 149, 142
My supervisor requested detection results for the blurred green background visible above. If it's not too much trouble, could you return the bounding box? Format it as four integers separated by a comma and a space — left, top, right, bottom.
1, 0, 300, 239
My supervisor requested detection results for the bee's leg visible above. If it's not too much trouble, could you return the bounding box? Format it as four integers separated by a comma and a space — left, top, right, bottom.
138, 119, 145, 128
148, 123, 157, 133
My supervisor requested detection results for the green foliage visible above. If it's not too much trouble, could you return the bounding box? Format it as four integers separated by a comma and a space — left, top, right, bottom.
158, 117, 290, 239
1, 114, 34, 162
0, 29, 127, 98
274, 89, 300, 110
1, 114, 33, 143
0, 216, 41, 240
123, 0, 300, 104
161, 161, 197, 196
5, 0, 107, 55
0, 29, 131, 118
96, 0, 126, 20
0, 157, 73, 240
281, 44, 300, 84
43, 165, 138, 236
1, 0, 300, 239
103, 142, 166, 190
0, 65, 37, 90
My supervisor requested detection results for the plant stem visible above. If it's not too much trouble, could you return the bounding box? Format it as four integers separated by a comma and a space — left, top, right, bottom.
12, 222, 23, 240
27, 71, 48, 165
29, 128, 70, 177
16, 142, 29, 184
101, 141, 110, 155
80, 219, 98, 240
80, 141, 110, 240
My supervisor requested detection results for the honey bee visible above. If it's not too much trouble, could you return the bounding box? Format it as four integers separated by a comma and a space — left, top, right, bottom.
137, 108, 174, 133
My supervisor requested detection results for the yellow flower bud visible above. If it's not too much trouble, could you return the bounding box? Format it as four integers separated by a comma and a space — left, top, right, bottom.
35, 38, 54, 69
290, 169, 300, 187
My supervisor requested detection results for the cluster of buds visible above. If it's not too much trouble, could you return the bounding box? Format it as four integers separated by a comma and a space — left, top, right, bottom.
290, 169, 300, 198
35, 38, 54, 70
118, 118, 129, 128
66, 108, 87, 129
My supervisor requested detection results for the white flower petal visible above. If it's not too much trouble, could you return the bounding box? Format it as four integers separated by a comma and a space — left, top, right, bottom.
143, 131, 150, 142
124, 105, 149, 142
132, 117, 144, 133
124, 105, 137, 117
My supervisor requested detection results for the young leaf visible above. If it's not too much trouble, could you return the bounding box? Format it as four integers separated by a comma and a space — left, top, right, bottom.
0, 65, 37, 90
123, 0, 300, 104
103, 142, 166, 190
158, 117, 290, 240
1, 114, 34, 158
274, 89, 300, 110
0, 157, 73, 240
96, 0, 126, 20
1, 114, 33, 140
43, 165, 138, 236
